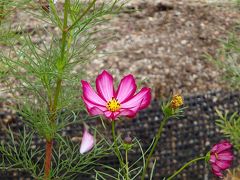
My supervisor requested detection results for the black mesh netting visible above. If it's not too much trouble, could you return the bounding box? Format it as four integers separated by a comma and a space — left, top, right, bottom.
0, 91, 240, 180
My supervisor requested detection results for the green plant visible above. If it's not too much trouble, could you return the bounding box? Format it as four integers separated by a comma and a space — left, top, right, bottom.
207, 31, 240, 89
0, 0, 124, 179
207, 29, 240, 153
216, 110, 240, 151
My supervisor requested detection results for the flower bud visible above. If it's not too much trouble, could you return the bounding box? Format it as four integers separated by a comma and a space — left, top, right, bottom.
80, 127, 95, 154
170, 94, 183, 109
124, 135, 132, 144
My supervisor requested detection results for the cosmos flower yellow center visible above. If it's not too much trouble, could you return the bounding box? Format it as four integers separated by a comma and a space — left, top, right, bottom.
106, 98, 121, 112
171, 94, 184, 109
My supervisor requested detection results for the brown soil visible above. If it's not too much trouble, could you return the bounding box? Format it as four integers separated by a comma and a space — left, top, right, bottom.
84, 0, 240, 98
1, 0, 240, 99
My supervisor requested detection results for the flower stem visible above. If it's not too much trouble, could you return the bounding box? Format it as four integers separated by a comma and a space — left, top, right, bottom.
111, 121, 124, 171
141, 116, 169, 180
125, 149, 130, 180
0, 1, 5, 25
44, 140, 53, 179
43, 0, 70, 179
167, 157, 205, 180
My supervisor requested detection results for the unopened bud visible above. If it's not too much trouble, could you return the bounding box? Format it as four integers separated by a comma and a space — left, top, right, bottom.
170, 94, 183, 109
124, 135, 132, 144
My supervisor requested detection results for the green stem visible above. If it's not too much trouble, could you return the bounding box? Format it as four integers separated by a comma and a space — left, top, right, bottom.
68, 0, 97, 31
60, 0, 70, 64
125, 149, 130, 180
51, 0, 70, 115
111, 121, 124, 171
49, 0, 70, 120
51, 78, 62, 121
141, 116, 170, 180
0, 1, 5, 25
167, 157, 205, 180
44, 0, 70, 179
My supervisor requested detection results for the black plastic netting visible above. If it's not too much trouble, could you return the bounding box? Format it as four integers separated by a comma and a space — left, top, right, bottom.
0, 91, 240, 180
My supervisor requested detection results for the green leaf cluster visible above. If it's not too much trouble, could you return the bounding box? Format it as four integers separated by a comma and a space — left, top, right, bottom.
207, 29, 240, 152
1, 0, 124, 140
0, 127, 111, 179
207, 31, 240, 89
95, 138, 155, 180
216, 110, 240, 151
0, 0, 125, 178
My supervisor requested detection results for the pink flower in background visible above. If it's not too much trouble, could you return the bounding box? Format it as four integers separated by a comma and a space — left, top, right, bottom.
81, 70, 151, 120
209, 141, 234, 177
80, 127, 95, 154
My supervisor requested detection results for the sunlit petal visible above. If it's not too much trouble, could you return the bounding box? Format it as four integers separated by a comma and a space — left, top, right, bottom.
80, 128, 95, 154
96, 70, 114, 101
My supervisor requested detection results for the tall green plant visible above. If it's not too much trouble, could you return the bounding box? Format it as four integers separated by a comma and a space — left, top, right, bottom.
0, 0, 124, 179
207, 30, 240, 153
216, 110, 240, 151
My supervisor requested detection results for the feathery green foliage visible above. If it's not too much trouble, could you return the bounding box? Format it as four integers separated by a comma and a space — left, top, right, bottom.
0, 127, 111, 179
216, 110, 240, 151
95, 138, 155, 180
207, 29, 240, 152
207, 31, 240, 89
0, 0, 125, 179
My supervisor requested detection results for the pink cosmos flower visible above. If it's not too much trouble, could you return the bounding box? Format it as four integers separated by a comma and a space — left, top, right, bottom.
81, 70, 151, 120
209, 141, 234, 177
80, 127, 95, 154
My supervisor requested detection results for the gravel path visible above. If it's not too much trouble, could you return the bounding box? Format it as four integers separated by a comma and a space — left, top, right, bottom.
83, 0, 240, 98
1, 0, 240, 100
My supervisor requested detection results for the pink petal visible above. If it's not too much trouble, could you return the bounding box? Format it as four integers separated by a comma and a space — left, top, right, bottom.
211, 141, 232, 154
211, 144, 218, 153
109, 110, 136, 120
80, 128, 95, 154
120, 109, 136, 118
120, 109, 135, 116
112, 111, 120, 120
116, 74, 137, 103
103, 93, 144, 120
110, 109, 137, 120
211, 168, 223, 177
104, 111, 113, 119
118, 100, 143, 119
104, 109, 136, 120
121, 87, 151, 110
82, 97, 106, 111
96, 70, 114, 101
211, 164, 223, 177
81, 80, 106, 106
88, 107, 105, 116
218, 152, 234, 161
210, 154, 217, 163
215, 141, 232, 154
216, 160, 231, 170
82, 96, 107, 116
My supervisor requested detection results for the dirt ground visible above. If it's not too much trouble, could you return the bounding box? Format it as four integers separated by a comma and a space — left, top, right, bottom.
1, 0, 240, 100
83, 0, 240, 98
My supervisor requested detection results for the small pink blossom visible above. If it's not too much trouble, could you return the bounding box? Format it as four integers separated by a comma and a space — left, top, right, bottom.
80, 127, 95, 154
209, 141, 234, 177
81, 70, 151, 120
